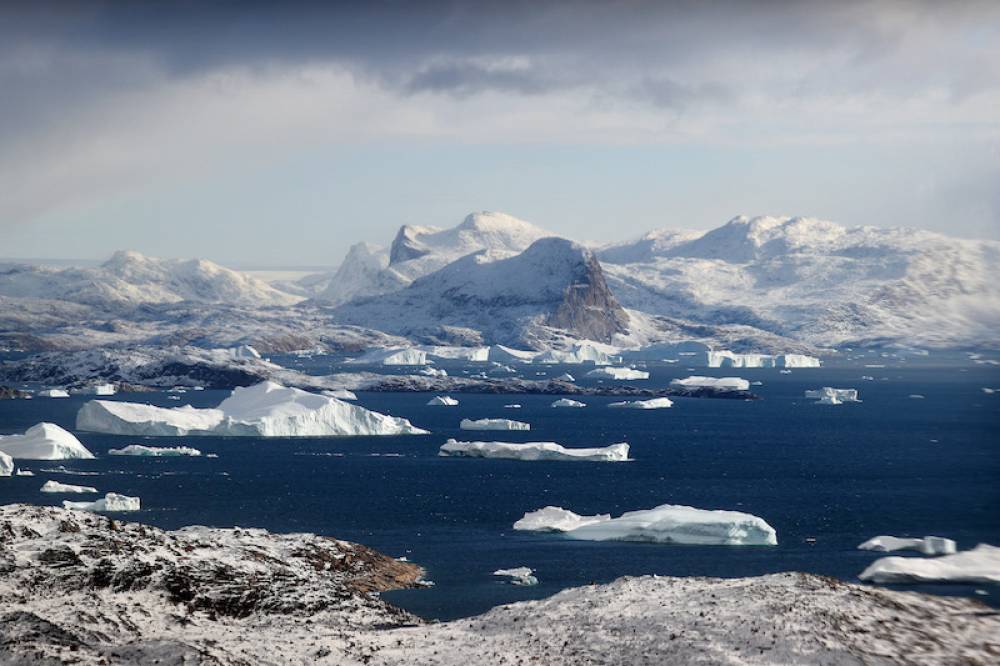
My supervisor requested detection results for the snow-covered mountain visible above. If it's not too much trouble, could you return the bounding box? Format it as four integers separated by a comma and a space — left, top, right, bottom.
600, 216, 1000, 349
314, 211, 551, 305
0, 250, 301, 309
332, 237, 630, 347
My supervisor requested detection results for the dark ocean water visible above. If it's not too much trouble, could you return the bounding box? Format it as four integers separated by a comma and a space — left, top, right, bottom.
1, 360, 998, 620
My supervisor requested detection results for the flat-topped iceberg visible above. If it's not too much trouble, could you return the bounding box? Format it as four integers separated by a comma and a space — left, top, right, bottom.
348, 347, 428, 365
108, 444, 202, 457
701, 351, 821, 368
37, 389, 69, 398
859, 544, 1000, 584
608, 397, 673, 409
41, 480, 98, 494
63, 492, 140, 513
585, 367, 649, 380
551, 398, 585, 408
0, 451, 12, 477
514, 503, 777, 546
72, 383, 117, 396
858, 535, 957, 555
535, 343, 620, 366
460, 418, 530, 431
0, 423, 95, 460
493, 567, 538, 586
426, 395, 459, 406
76, 381, 427, 437
439, 439, 629, 462
805, 387, 860, 405
670, 376, 750, 391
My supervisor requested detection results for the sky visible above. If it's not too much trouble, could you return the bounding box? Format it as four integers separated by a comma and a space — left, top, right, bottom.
1, 0, 998, 267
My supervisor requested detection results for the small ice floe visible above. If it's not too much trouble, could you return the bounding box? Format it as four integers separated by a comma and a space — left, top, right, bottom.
15, 469, 34, 476
861, 375, 875, 381
671, 376, 749, 391
751, 381, 764, 386
554, 373, 575, 382
439, 439, 629, 462
0, 423, 94, 460
859, 544, 1000, 584
858, 535, 956, 555
607, 397, 673, 409
804, 387, 861, 405
168, 396, 181, 400
493, 567, 538, 586
779, 369, 792, 374
63, 492, 140, 513
419, 367, 448, 378
108, 444, 202, 457
39, 465, 99, 476
514, 503, 777, 546
37, 389, 69, 398
551, 398, 585, 408
908, 394, 925, 399
982, 388, 996, 394
460, 418, 530, 431
503, 404, 522, 409
40, 480, 98, 494
585, 367, 649, 380
427, 395, 459, 406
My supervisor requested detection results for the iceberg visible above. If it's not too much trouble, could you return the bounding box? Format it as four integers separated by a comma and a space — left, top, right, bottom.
76, 381, 427, 437
551, 398, 586, 408
859, 544, 1000, 584
493, 567, 538, 586
504, 404, 522, 409
670, 376, 749, 391
554, 373, 575, 382
348, 347, 428, 366
535, 342, 620, 366
15, 469, 33, 476
0, 451, 12, 477
0, 423, 95, 460
514, 503, 778, 546
487, 345, 539, 364
322, 389, 358, 401
41, 480, 98, 494
63, 492, 140, 513
805, 387, 860, 405
585, 367, 649, 380
439, 439, 629, 462
418, 367, 448, 377
73, 383, 117, 396
459, 418, 530, 431
426, 395, 459, 406
858, 535, 957, 556
421, 345, 490, 363
107, 444, 202, 457
608, 397, 673, 409
700, 351, 821, 368
37, 389, 69, 398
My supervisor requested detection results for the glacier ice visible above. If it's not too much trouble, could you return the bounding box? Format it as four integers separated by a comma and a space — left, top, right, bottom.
108, 444, 202, 457
859, 544, 1000, 584
551, 398, 586, 408
459, 418, 530, 431
858, 535, 956, 556
534, 342, 621, 366
608, 397, 673, 409
63, 492, 140, 513
585, 367, 649, 380
805, 387, 860, 405
41, 480, 98, 494
493, 567, 538, 586
514, 503, 777, 546
427, 395, 459, 406
0, 423, 95, 460
76, 381, 428, 437
439, 439, 629, 462
0, 451, 12, 477
670, 376, 750, 391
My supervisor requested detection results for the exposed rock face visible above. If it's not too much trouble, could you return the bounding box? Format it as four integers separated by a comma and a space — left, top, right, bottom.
546, 251, 629, 343
389, 226, 433, 265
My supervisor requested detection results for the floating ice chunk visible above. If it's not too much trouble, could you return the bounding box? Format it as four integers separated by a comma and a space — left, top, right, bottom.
63, 492, 140, 512
419, 367, 448, 378
460, 418, 530, 431
515, 504, 778, 546
40, 480, 98, 494
551, 398, 585, 408
0, 423, 95, 460
349, 347, 428, 365
608, 397, 673, 409
908, 394, 925, 399
805, 387, 860, 405
535, 343, 620, 365
670, 376, 749, 391
73, 383, 117, 396
503, 404, 522, 409
981, 388, 996, 394
859, 544, 1000, 584
76, 381, 427, 437
15, 469, 33, 476
701, 351, 821, 368
0, 451, 12, 477
37, 389, 69, 398
440, 439, 629, 462
554, 373, 575, 382
513, 506, 612, 532
585, 367, 649, 380
322, 389, 358, 401
493, 567, 538, 586
427, 395, 459, 406
858, 535, 957, 556
108, 444, 202, 457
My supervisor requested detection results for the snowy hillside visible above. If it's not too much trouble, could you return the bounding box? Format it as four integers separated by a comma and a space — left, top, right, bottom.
601, 216, 1000, 349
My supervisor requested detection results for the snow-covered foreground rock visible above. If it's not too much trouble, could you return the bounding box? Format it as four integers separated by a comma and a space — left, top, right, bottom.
63, 492, 140, 512
585, 367, 649, 380
860, 544, 1000, 584
515, 504, 777, 546
40, 480, 98, 494
671, 376, 750, 391
459, 418, 530, 431
608, 397, 673, 409
76, 381, 427, 437
107, 444, 202, 457
805, 387, 861, 405
858, 535, 957, 556
0, 423, 94, 460
440, 439, 629, 462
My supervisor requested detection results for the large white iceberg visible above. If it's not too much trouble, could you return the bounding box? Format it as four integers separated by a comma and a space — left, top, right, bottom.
107, 444, 202, 457
513, 506, 612, 532
41, 480, 98, 494
421, 345, 490, 363
670, 376, 749, 391
72, 383, 117, 396
859, 544, 1000, 584
0, 451, 12, 477
608, 397, 673, 409
439, 439, 629, 462
535, 342, 620, 366
37, 389, 69, 398
551, 398, 586, 408
348, 347, 429, 365
426, 395, 459, 406
76, 381, 428, 437
63, 492, 140, 513
459, 418, 530, 431
700, 351, 821, 368
585, 367, 650, 380
858, 535, 957, 556
805, 387, 860, 405
514, 503, 778, 546
0, 423, 95, 460
493, 567, 538, 586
